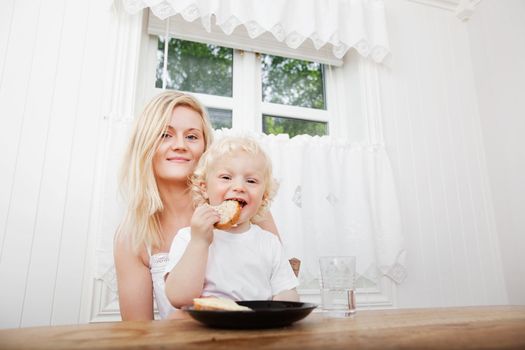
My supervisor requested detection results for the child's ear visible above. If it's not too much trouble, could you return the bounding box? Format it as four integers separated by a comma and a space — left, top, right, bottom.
261, 192, 269, 206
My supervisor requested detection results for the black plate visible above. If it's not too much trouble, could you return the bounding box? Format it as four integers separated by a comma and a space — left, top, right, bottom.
182, 300, 317, 329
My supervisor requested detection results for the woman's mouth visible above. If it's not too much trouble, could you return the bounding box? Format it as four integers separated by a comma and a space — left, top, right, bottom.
167, 157, 190, 162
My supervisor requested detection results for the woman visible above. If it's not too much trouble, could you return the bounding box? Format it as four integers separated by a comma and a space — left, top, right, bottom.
114, 91, 278, 320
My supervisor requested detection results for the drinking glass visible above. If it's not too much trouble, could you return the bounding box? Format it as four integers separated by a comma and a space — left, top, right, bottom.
319, 256, 356, 316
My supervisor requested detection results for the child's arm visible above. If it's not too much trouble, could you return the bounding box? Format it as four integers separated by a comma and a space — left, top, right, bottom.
165, 205, 219, 308
273, 288, 300, 301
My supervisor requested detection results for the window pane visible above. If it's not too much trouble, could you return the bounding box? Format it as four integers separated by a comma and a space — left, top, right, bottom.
261, 55, 326, 109
156, 38, 233, 97
262, 115, 327, 137
207, 108, 232, 129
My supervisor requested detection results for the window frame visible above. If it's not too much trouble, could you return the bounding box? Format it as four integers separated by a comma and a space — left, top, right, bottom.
140, 33, 335, 135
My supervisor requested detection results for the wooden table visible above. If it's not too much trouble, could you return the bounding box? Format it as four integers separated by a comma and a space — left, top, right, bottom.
1, 306, 524, 349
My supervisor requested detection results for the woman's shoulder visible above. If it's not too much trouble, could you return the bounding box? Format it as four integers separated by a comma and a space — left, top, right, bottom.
114, 228, 133, 253
114, 229, 150, 266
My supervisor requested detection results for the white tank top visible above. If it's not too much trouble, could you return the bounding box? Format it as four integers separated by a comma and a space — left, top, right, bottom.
149, 252, 177, 319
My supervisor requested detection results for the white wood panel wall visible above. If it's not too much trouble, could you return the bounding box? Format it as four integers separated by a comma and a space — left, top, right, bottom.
0, 0, 113, 328
466, 0, 525, 305
378, 0, 507, 307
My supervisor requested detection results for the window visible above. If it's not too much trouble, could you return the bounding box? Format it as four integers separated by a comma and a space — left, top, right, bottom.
261, 54, 327, 137
148, 36, 331, 137
155, 38, 233, 97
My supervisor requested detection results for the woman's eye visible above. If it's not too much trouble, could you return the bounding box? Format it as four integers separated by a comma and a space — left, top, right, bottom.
161, 132, 171, 139
186, 134, 198, 141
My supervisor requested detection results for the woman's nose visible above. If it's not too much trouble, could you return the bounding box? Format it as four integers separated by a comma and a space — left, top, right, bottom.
170, 136, 187, 150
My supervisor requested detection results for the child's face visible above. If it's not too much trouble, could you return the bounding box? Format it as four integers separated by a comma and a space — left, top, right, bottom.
205, 150, 267, 232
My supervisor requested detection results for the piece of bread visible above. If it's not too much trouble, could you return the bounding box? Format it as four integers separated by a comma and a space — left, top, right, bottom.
212, 200, 241, 230
193, 297, 252, 311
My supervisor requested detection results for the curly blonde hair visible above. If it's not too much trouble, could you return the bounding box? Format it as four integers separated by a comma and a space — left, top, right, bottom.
190, 136, 278, 222
118, 91, 214, 252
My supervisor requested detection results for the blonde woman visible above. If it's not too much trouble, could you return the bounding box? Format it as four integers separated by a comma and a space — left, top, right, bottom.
114, 91, 278, 320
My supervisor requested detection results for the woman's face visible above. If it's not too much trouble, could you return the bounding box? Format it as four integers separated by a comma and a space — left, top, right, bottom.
153, 105, 206, 184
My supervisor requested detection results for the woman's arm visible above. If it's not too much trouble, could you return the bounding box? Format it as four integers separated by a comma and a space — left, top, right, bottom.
114, 234, 154, 321
253, 211, 280, 238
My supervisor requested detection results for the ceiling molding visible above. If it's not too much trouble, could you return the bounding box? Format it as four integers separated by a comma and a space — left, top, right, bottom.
407, 0, 481, 20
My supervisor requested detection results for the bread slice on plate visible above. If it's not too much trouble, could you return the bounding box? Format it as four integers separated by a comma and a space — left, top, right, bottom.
212, 200, 241, 230
193, 298, 252, 311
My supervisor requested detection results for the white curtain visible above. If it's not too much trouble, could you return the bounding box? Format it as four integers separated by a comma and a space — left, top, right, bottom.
119, 0, 390, 63
96, 128, 406, 291
99, 0, 403, 292
214, 130, 405, 288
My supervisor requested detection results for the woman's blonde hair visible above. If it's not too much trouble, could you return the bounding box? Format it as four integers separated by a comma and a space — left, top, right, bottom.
191, 136, 278, 222
118, 91, 214, 252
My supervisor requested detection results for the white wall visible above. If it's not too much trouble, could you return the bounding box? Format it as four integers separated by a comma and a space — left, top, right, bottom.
0, 0, 114, 328
466, 0, 525, 305
378, 0, 508, 307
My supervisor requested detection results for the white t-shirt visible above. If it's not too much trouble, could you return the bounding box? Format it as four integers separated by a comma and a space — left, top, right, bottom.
164, 224, 299, 301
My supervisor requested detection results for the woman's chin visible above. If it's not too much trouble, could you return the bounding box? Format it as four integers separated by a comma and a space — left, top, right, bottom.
157, 172, 193, 183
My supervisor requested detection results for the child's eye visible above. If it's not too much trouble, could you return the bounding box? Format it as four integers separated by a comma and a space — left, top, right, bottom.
220, 175, 231, 180
161, 132, 171, 139
186, 134, 198, 141
247, 178, 258, 184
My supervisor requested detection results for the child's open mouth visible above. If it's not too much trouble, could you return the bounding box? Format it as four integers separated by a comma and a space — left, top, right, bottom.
227, 198, 247, 208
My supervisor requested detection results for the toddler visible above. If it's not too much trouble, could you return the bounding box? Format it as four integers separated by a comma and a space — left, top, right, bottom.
164, 136, 299, 308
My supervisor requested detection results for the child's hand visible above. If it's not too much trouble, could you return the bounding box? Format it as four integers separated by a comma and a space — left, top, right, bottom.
190, 204, 219, 245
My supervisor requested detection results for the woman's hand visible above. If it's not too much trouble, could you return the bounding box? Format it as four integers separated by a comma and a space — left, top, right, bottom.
190, 204, 219, 245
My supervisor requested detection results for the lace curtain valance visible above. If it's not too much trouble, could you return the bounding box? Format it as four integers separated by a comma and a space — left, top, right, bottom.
119, 0, 390, 63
